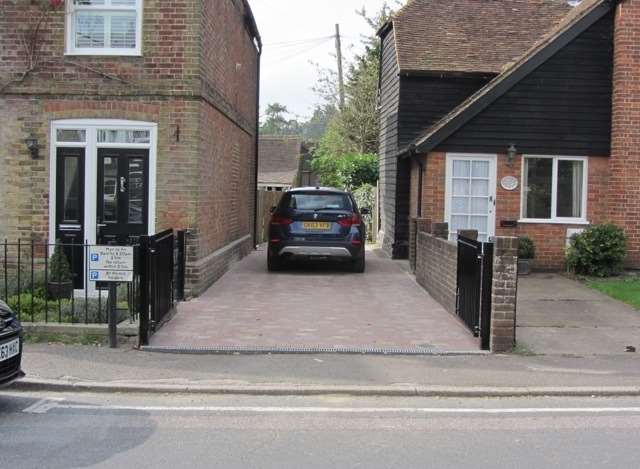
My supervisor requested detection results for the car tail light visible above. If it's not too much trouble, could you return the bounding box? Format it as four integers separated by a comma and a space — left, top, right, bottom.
338, 213, 361, 228
270, 214, 293, 225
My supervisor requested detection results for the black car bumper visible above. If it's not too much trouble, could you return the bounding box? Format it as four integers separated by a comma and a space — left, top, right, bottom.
0, 332, 23, 388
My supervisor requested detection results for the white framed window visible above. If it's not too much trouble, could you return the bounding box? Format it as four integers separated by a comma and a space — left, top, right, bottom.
520, 155, 589, 224
66, 0, 143, 56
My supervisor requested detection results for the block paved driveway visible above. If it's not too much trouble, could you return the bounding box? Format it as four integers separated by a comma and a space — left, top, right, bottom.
150, 246, 479, 352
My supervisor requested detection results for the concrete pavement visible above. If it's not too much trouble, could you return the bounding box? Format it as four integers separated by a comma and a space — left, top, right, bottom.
517, 273, 640, 354
2, 391, 640, 468
10, 342, 640, 396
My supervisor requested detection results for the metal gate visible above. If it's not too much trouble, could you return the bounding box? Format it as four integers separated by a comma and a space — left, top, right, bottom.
138, 229, 187, 346
456, 236, 493, 350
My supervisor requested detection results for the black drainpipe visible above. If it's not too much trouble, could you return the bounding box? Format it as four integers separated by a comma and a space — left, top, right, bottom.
409, 144, 424, 218
252, 36, 263, 248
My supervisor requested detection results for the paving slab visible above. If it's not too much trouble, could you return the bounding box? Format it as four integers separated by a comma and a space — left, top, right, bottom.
517, 273, 640, 354
151, 247, 480, 352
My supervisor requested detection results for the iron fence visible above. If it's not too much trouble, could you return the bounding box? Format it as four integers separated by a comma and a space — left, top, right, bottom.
138, 229, 187, 346
456, 236, 494, 350
0, 239, 138, 325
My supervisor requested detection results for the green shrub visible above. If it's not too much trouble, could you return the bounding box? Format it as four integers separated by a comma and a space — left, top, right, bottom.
6, 292, 121, 324
566, 224, 627, 277
311, 153, 378, 190
49, 241, 72, 283
518, 237, 536, 259
352, 183, 376, 241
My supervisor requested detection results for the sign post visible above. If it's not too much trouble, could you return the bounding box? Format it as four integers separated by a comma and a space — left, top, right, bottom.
89, 246, 135, 348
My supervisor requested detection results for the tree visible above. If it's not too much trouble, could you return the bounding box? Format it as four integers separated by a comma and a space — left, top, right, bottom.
260, 103, 302, 136
309, 3, 397, 186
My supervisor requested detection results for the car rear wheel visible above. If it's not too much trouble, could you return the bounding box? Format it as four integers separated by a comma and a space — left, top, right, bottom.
351, 252, 365, 273
267, 250, 284, 272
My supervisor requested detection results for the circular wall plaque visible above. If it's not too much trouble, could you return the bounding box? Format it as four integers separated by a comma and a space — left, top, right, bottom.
501, 176, 519, 191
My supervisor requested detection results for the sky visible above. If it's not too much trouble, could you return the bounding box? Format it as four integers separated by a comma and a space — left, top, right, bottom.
249, 0, 394, 121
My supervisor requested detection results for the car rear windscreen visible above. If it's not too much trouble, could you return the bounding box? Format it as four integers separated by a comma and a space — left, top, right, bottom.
285, 193, 352, 211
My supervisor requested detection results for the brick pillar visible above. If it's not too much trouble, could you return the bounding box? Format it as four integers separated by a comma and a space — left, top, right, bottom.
490, 237, 519, 353
610, 0, 640, 267
432, 222, 449, 240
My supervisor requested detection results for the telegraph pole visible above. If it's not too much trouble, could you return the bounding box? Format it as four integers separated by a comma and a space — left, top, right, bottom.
335, 23, 345, 110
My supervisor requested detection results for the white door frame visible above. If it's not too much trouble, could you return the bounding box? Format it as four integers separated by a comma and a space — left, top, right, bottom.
49, 119, 158, 294
444, 153, 497, 241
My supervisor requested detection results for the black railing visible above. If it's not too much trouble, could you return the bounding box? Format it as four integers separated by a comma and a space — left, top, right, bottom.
1, 239, 138, 325
456, 236, 494, 350
138, 229, 187, 346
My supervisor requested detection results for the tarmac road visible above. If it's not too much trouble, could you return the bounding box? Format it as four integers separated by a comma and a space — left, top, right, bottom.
1, 391, 640, 468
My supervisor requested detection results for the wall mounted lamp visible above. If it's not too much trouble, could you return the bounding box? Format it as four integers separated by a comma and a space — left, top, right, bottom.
25, 134, 40, 160
507, 143, 517, 167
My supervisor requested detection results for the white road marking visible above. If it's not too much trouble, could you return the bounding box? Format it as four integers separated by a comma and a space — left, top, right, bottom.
23, 398, 65, 414
48, 405, 640, 415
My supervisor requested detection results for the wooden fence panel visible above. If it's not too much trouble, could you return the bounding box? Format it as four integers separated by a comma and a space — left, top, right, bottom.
256, 190, 283, 245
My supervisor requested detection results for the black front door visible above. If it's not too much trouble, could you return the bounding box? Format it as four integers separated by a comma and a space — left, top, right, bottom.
55, 147, 85, 289
97, 148, 149, 245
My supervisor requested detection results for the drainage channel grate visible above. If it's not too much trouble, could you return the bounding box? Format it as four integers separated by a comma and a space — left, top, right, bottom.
141, 344, 487, 356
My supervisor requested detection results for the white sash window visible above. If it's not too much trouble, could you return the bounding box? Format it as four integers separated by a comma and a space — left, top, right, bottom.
66, 0, 142, 56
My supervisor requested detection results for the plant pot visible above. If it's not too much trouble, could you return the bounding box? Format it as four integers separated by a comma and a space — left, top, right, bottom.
47, 281, 73, 300
518, 259, 532, 276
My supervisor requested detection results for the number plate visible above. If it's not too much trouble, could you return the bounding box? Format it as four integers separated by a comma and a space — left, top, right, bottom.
0, 338, 20, 362
302, 222, 331, 231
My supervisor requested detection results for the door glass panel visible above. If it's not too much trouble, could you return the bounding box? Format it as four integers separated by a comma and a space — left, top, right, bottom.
453, 160, 470, 178
470, 216, 488, 234
452, 197, 469, 214
471, 198, 488, 214
56, 129, 86, 143
128, 158, 145, 224
97, 129, 150, 144
102, 157, 118, 223
472, 161, 489, 178
451, 215, 469, 236
556, 160, 584, 218
63, 157, 81, 222
471, 179, 489, 196
453, 179, 469, 196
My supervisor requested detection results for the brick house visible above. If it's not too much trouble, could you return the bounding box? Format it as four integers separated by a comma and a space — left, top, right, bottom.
378, 0, 640, 270
0, 0, 261, 296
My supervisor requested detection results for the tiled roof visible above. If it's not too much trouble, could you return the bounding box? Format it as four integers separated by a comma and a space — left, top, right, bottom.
407, 0, 611, 154
389, 0, 573, 74
258, 136, 303, 185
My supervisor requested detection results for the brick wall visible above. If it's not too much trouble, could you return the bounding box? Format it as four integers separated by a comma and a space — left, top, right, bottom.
610, 0, 640, 267
415, 228, 458, 315
412, 151, 611, 270
0, 0, 200, 95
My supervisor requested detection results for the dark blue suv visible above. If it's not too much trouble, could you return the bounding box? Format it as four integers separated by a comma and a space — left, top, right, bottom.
268, 187, 368, 273
0, 300, 24, 388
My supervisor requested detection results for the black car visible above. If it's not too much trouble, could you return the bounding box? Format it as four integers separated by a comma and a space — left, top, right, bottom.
267, 187, 368, 272
0, 300, 24, 387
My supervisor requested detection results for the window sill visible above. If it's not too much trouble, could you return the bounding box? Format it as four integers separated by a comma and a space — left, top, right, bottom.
65, 50, 142, 57
517, 219, 590, 225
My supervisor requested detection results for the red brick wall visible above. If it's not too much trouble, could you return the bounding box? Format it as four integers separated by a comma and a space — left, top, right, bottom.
200, 0, 258, 127
196, 102, 255, 258
0, 0, 200, 94
610, 0, 640, 267
410, 152, 611, 271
